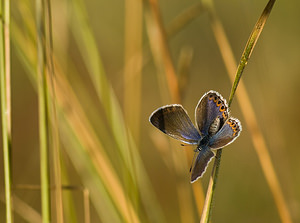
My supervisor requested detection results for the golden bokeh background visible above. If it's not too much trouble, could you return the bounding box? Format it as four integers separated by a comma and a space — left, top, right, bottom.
0, 0, 299, 222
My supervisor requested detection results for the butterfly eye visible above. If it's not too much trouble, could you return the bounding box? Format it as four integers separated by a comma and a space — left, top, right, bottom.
220, 105, 225, 111
216, 100, 221, 106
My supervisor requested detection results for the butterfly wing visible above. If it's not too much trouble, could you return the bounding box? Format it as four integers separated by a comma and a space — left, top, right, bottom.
195, 91, 229, 136
208, 118, 242, 149
149, 105, 201, 144
191, 146, 215, 183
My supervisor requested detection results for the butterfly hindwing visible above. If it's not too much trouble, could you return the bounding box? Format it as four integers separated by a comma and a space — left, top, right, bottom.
149, 105, 201, 144
195, 91, 228, 136
208, 118, 242, 149
191, 146, 215, 183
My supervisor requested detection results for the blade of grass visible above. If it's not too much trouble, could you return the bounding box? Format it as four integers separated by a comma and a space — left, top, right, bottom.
200, 1, 292, 223
126, 132, 167, 223
145, 1, 205, 221
70, 1, 139, 210
124, 0, 143, 144
13, 17, 145, 221
12, 19, 141, 222
44, 0, 64, 222
36, 0, 51, 222
120, 2, 205, 96
0, 0, 13, 222
1, 195, 42, 223
177, 47, 193, 99
83, 189, 90, 223
123, 0, 143, 214
166, 3, 205, 38
11, 195, 42, 223
210, 0, 294, 221
146, 0, 180, 104
60, 162, 79, 223
227, 0, 275, 106
14, 1, 166, 222
70, 1, 168, 222
59, 119, 124, 223
54, 68, 141, 223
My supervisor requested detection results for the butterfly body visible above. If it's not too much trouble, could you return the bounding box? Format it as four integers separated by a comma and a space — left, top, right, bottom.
149, 90, 242, 183
197, 135, 210, 148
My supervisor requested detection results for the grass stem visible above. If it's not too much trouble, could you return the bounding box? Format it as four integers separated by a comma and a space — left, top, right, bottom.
36, 0, 51, 222
44, 0, 64, 222
0, 0, 13, 222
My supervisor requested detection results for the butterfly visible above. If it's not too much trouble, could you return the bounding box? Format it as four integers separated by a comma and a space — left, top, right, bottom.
149, 90, 242, 183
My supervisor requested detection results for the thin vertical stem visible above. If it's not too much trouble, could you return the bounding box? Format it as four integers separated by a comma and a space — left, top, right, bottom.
0, 0, 13, 222
36, 0, 51, 222
124, 0, 143, 143
45, 0, 64, 222
83, 188, 91, 223
147, 0, 180, 103
123, 0, 143, 217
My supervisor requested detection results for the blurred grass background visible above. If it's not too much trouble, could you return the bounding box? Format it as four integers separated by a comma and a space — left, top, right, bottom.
0, 0, 299, 222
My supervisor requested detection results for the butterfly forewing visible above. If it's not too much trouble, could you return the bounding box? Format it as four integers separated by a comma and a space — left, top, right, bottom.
195, 91, 228, 136
208, 118, 242, 149
150, 105, 201, 144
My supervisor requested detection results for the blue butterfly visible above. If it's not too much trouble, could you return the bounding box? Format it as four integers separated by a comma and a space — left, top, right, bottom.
149, 90, 242, 183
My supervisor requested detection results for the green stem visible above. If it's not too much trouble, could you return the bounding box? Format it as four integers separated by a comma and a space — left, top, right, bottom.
36, 0, 51, 222
0, 0, 13, 222
45, 0, 64, 222
228, 0, 276, 106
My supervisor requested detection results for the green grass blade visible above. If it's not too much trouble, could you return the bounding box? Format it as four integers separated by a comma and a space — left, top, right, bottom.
124, 0, 143, 144
59, 118, 123, 223
12, 19, 143, 221
44, 0, 64, 222
70, 0, 138, 191
0, 0, 13, 222
36, 0, 51, 222
228, 0, 276, 107
69, 1, 166, 221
